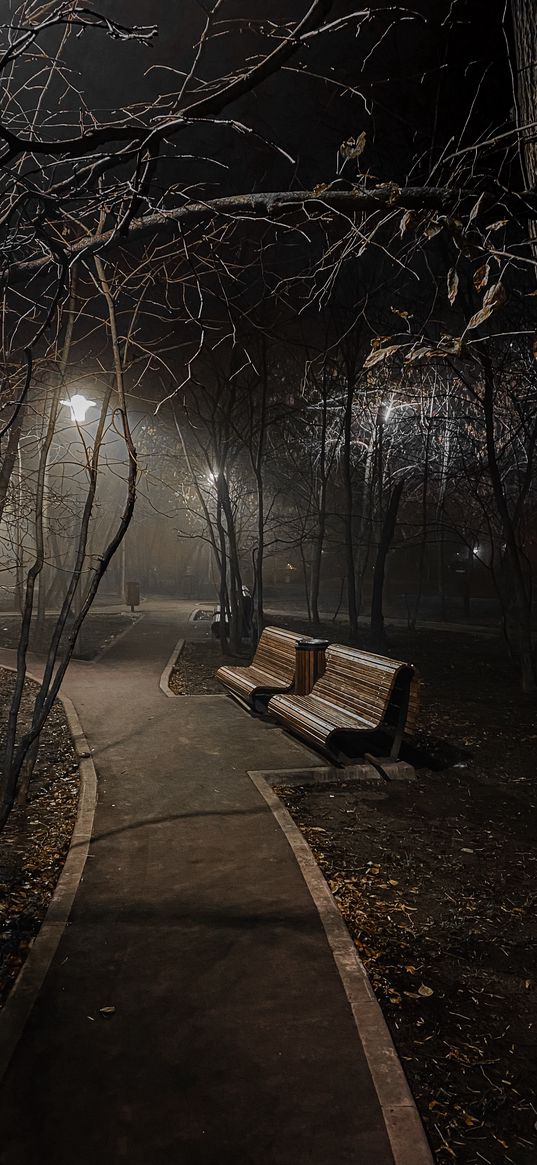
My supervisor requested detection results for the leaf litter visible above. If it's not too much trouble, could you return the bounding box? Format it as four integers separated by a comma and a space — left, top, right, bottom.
0, 670, 79, 1008
275, 628, 537, 1165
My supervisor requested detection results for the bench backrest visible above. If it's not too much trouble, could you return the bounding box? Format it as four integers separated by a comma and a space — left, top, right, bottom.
252, 626, 301, 683
312, 643, 415, 727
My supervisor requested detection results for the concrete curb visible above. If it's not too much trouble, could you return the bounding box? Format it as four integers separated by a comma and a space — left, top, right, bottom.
69, 611, 143, 666
159, 636, 185, 698
188, 606, 214, 625
0, 612, 143, 666
252, 764, 384, 787
0, 681, 97, 1084
248, 769, 433, 1165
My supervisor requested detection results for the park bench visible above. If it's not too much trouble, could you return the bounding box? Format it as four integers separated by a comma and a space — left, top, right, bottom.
268, 643, 419, 765
216, 625, 305, 710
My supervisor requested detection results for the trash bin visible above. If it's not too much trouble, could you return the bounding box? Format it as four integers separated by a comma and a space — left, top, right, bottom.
295, 638, 329, 695
125, 580, 140, 611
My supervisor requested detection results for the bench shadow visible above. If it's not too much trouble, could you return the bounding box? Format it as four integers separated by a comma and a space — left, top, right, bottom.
401, 733, 472, 771
329, 728, 471, 772
70, 900, 321, 934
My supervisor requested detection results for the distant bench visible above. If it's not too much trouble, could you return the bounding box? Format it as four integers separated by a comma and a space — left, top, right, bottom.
268, 643, 419, 762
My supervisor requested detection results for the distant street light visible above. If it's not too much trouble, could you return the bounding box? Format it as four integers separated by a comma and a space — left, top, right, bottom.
61, 393, 97, 424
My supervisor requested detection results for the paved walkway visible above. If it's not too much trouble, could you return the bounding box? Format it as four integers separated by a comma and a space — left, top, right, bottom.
0, 601, 397, 1164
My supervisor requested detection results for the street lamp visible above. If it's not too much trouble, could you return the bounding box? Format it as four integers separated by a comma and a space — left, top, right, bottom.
60, 393, 99, 628
60, 393, 96, 424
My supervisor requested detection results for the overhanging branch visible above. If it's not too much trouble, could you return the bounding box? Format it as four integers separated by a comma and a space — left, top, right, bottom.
6, 185, 536, 280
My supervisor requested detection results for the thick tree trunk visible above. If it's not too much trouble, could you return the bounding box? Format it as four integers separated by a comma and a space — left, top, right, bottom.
511, 0, 537, 190
481, 353, 536, 691
0, 404, 25, 527
511, 0, 537, 257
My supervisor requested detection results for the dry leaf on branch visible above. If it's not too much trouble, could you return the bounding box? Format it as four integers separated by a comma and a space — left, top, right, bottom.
447, 268, 459, 306
364, 344, 400, 368
473, 262, 490, 291
468, 192, 486, 224
339, 131, 366, 159
399, 208, 417, 236
466, 304, 494, 330
483, 280, 507, 310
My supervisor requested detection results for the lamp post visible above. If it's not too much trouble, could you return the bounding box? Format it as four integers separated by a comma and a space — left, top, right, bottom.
60, 394, 98, 635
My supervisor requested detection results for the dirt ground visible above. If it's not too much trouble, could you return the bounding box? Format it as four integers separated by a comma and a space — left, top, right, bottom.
0, 672, 79, 1008
0, 612, 140, 661
169, 639, 245, 694
179, 621, 537, 1165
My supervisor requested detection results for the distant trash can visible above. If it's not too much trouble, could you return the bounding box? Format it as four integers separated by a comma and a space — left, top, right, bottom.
295, 638, 329, 695
125, 580, 140, 611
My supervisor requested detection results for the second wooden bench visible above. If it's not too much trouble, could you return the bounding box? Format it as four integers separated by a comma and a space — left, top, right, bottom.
268, 643, 418, 762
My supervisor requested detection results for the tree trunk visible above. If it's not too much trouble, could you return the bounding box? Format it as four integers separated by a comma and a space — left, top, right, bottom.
0, 404, 25, 526
481, 353, 536, 691
342, 375, 358, 635
254, 346, 268, 636
370, 480, 405, 652
309, 498, 326, 628
254, 468, 265, 636
219, 472, 243, 653
410, 425, 431, 629
511, 0, 537, 257
299, 538, 312, 625
511, 0, 537, 190
310, 381, 330, 627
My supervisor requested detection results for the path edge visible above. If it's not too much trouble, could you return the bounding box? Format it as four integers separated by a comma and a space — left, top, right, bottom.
248, 769, 433, 1165
159, 636, 185, 697
83, 610, 143, 664
0, 684, 97, 1083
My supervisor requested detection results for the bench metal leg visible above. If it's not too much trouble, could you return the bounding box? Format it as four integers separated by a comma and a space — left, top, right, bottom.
389, 675, 411, 759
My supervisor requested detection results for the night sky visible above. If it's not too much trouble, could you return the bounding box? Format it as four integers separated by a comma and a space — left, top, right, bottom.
63, 1, 512, 196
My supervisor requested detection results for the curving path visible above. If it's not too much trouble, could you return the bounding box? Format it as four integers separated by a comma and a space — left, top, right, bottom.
0, 600, 409, 1164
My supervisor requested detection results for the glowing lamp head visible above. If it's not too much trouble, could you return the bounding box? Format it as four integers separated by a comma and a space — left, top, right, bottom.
61, 394, 96, 424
